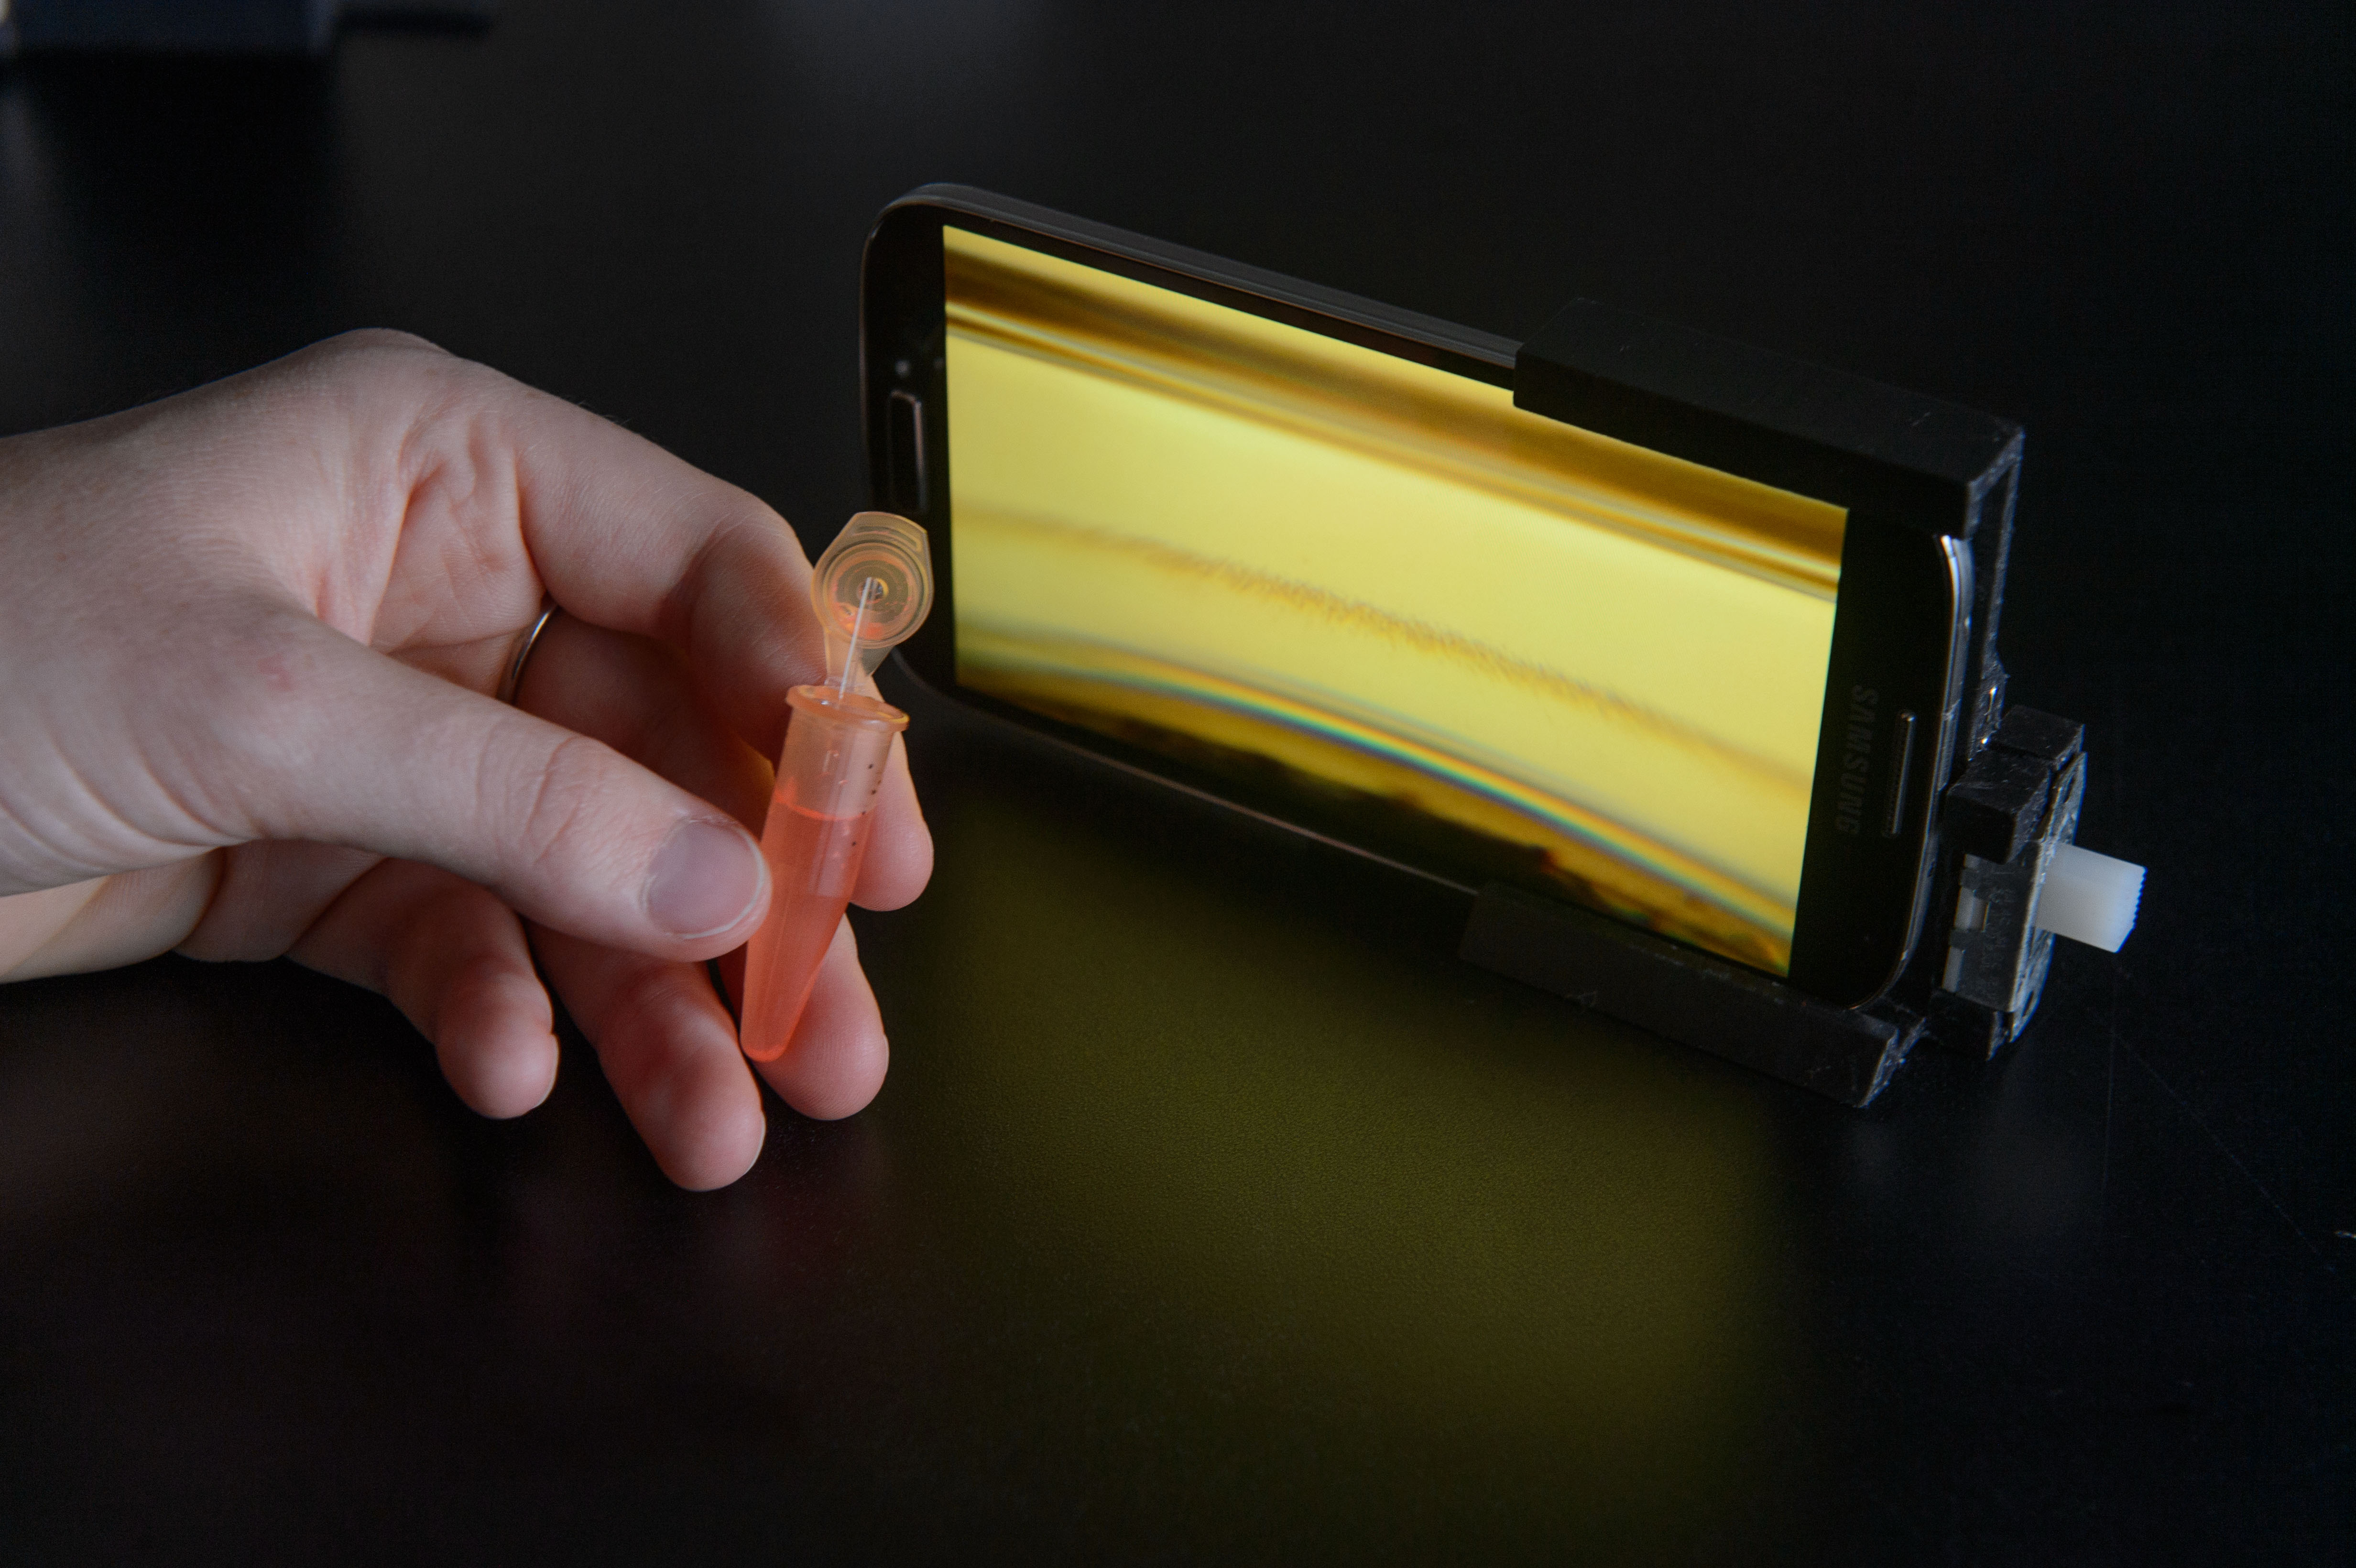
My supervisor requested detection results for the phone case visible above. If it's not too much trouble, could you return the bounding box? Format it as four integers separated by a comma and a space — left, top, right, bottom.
871, 184, 2056, 1107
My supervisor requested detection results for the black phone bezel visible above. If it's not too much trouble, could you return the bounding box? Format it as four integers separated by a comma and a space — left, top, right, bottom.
861, 186, 1967, 1008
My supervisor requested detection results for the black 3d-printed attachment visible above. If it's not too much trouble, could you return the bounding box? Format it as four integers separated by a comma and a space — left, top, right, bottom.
1514, 298, 2021, 537
1944, 748, 2054, 863
1461, 886, 1921, 1108
1461, 299, 2093, 1106
1910, 706, 2095, 1059
1988, 706, 2083, 769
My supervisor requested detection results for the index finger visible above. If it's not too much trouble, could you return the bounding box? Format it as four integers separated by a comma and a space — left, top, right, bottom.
403, 361, 822, 754
370, 343, 922, 828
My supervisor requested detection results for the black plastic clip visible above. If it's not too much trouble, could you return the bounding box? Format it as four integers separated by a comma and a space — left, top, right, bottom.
1912, 707, 2090, 1059
1461, 886, 1923, 1107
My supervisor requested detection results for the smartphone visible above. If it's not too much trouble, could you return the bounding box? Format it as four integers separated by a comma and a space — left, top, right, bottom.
862, 185, 1972, 1008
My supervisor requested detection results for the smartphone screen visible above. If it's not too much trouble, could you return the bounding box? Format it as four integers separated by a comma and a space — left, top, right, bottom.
938, 224, 1850, 976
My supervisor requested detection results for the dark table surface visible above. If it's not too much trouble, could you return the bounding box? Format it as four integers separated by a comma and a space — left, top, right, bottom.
1, 2, 2348, 1559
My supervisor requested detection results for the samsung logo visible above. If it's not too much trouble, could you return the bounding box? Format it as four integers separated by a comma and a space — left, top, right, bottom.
1834, 685, 1877, 835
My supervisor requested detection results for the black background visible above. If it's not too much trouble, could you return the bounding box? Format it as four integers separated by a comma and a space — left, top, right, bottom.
1, 2, 2348, 1559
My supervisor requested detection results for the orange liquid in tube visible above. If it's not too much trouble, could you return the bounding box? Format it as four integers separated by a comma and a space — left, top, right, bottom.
737, 511, 931, 1066
740, 686, 906, 1060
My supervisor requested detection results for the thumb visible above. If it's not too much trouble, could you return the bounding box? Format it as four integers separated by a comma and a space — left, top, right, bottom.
214, 616, 769, 960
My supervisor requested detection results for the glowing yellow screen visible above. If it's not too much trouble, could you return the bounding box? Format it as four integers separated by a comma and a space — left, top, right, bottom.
944, 226, 1845, 972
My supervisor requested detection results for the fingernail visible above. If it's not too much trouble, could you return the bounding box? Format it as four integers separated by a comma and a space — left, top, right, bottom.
646, 818, 765, 939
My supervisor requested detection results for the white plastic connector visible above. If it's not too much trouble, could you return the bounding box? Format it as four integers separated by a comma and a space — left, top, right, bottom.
2030, 843, 2146, 953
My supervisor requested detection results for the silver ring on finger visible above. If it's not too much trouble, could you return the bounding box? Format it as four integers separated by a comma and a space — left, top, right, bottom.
495, 597, 560, 707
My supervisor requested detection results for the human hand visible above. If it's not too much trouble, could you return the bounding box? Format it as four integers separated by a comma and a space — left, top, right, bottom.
0, 332, 932, 1187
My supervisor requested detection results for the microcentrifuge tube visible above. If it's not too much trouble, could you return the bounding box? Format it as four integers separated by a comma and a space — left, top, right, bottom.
739, 512, 932, 1064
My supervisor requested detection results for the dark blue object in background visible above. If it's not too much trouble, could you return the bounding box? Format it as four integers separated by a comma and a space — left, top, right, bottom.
0, 0, 489, 56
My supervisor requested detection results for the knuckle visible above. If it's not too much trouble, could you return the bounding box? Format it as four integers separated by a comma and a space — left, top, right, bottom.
593, 964, 717, 1088
608, 962, 706, 1035
188, 612, 341, 833
317, 327, 450, 363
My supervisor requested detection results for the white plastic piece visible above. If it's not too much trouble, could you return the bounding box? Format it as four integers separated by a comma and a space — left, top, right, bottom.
2030, 843, 2146, 953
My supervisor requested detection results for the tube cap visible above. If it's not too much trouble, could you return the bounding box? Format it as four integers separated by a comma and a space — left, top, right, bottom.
811, 511, 932, 686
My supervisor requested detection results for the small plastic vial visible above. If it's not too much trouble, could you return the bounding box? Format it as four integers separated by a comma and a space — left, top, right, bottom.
737, 511, 932, 1065
739, 685, 907, 1061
